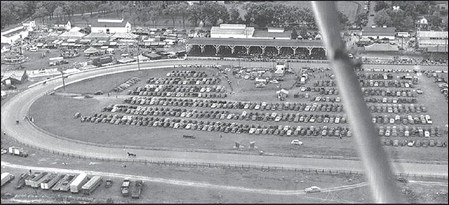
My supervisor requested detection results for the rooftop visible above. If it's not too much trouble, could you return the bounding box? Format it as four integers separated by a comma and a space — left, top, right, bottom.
362, 27, 396, 36
210, 26, 255, 37
90, 19, 128, 28
187, 38, 324, 47
417, 31, 448, 38
1, 26, 27, 37
252, 30, 292, 39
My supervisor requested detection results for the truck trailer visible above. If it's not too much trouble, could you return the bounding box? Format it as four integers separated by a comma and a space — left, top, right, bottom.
70, 173, 89, 193
1, 173, 15, 187
60, 175, 77, 192
15, 173, 30, 189
25, 172, 41, 186
33, 172, 52, 188
41, 174, 64, 190
52, 174, 73, 192
81, 176, 103, 195
29, 172, 47, 188
8, 146, 28, 157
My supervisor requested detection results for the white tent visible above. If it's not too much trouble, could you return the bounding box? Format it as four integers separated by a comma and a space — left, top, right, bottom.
83, 47, 100, 55
59, 30, 86, 39
276, 89, 289, 95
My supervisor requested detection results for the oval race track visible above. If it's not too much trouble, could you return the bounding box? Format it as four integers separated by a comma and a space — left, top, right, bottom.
1, 59, 447, 177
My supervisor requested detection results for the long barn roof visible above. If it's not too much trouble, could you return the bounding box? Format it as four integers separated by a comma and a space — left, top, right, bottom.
186, 38, 324, 47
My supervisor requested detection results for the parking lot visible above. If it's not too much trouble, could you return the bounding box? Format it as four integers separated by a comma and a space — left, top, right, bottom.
27, 62, 448, 163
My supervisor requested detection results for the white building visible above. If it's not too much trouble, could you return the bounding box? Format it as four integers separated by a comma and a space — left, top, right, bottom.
90, 19, 131, 34
210, 24, 255, 38
361, 26, 396, 40
54, 21, 72, 30
416, 31, 448, 53
1, 26, 30, 44
252, 27, 292, 40
22, 21, 36, 31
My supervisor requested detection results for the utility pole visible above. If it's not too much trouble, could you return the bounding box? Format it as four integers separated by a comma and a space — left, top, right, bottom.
60, 71, 67, 91
136, 39, 141, 71
58, 67, 68, 91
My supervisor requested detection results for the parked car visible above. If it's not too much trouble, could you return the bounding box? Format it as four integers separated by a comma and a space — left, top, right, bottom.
105, 179, 113, 188
291, 140, 303, 145
305, 186, 321, 193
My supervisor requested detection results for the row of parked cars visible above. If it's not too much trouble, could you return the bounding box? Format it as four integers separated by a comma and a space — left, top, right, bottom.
361, 88, 418, 97
166, 70, 208, 78
368, 104, 427, 114
102, 104, 349, 124
146, 77, 221, 85
359, 80, 416, 88
133, 85, 227, 94
128, 90, 227, 98
372, 114, 432, 125
378, 125, 446, 138
112, 77, 141, 92
81, 113, 353, 137
357, 73, 394, 80
124, 96, 345, 113
382, 139, 447, 147
365, 97, 417, 104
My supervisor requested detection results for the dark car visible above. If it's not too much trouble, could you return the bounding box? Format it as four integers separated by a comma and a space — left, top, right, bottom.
105, 179, 113, 188
397, 177, 408, 183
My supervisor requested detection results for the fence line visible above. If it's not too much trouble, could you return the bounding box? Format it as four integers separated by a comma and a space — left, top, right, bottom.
7, 136, 447, 180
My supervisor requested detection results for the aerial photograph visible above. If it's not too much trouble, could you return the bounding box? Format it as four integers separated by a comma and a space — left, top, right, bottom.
1, 1, 447, 204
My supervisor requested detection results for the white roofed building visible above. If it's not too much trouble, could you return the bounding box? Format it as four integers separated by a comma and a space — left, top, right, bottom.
90, 18, 132, 34
416, 31, 448, 53
210, 24, 255, 38
252, 27, 292, 40
1, 26, 30, 44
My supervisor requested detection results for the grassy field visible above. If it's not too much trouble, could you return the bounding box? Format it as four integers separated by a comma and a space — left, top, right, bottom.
28, 66, 448, 162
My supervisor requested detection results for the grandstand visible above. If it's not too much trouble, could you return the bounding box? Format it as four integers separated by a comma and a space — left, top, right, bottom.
186, 38, 327, 60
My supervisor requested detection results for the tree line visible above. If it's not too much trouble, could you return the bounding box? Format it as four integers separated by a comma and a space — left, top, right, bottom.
1, 1, 349, 31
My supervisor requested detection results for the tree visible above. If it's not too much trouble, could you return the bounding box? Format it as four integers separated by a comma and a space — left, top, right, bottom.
374, 1, 390, 12
32, 7, 48, 23
202, 2, 229, 26
374, 9, 392, 27
187, 4, 204, 27
427, 15, 442, 28
355, 13, 368, 27
299, 27, 309, 39
98, 3, 111, 15
401, 16, 415, 31
53, 6, 64, 22
291, 29, 298, 39
337, 11, 349, 28
163, 5, 178, 27
229, 7, 241, 24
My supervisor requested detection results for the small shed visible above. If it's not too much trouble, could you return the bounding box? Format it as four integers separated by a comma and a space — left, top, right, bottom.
1, 70, 28, 86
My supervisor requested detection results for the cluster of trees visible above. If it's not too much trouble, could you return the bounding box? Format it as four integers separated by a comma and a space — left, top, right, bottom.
374, 1, 447, 31
2, 1, 350, 32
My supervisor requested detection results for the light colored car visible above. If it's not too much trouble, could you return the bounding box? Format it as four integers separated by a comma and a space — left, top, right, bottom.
304, 186, 321, 193
291, 140, 303, 145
